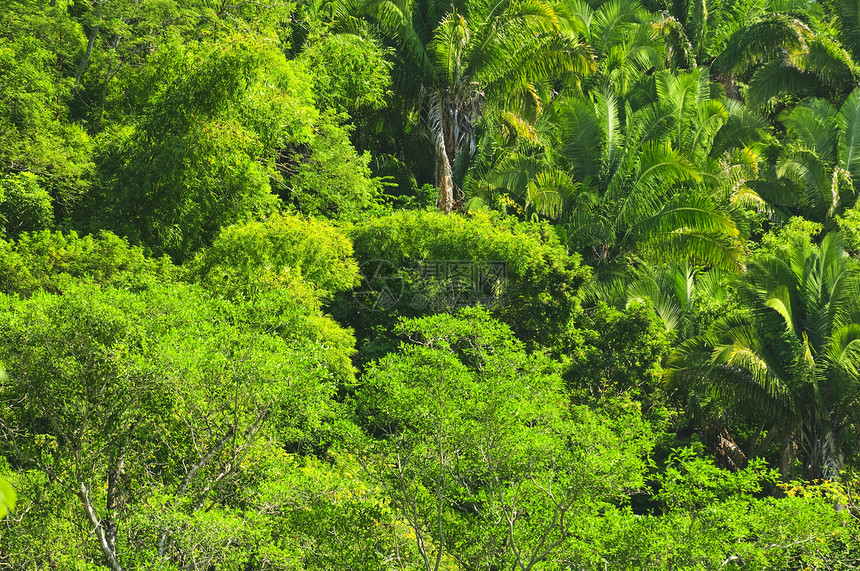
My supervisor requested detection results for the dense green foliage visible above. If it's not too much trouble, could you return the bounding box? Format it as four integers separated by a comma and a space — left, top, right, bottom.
2, 0, 860, 568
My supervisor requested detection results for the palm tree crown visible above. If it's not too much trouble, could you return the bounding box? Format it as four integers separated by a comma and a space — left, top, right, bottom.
667, 224, 860, 479
330, 0, 593, 212
773, 86, 860, 224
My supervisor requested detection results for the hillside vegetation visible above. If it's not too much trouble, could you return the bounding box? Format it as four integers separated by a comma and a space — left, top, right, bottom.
2, 0, 860, 568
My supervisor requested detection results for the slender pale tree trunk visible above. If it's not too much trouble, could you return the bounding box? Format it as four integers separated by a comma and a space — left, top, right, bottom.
430, 91, 456, 213
76, 25, 99, 85
78, 482, 124, 571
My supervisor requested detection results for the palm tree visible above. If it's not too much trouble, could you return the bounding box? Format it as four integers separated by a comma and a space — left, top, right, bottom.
487, 69, 751, 271
460, 0, 662, 220
740, 33, 858, 109
568, 0, 664, 96
627, 261, 728, 338
328, 0, 593, 212
667, 228, 860, 479
645, 0, 858, 105
626, 262, 764, 469
743, 0, 860, 108
770, 86, 860, 225
830, 0, 860, 62
649, 0, 758, 70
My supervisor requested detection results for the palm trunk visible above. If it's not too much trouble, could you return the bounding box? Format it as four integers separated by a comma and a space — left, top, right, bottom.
802, 419, 843, 480
779, 426, 798, 480
427, 87, 480, 213
429, 91, 456, 213
436, 158, 455, 213
715, 72, 741, 100
704, 421, 748, 471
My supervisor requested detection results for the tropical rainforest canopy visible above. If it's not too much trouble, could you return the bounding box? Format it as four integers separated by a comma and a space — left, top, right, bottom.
2, 0, 860, 568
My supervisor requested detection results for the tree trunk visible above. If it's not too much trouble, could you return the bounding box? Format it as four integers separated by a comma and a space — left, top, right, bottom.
76, 26, 99, 86
747, 423, 778, 459
79, 482, 124, 571
704, 421, 748, 471
427, 87, 479, 213
715, 73, 741, 101
436, 149, 455, 214
779, 428, 798, 480
430, 92, 456, 214
802, 420, 843, 480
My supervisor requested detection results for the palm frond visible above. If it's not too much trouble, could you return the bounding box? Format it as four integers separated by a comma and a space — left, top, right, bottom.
611, 142, 699, 223
746, 255, 800, 317
565, 203, 617, 256
562, 0, 594, 33
711, 13, 810, 78
745, 59, 822, 109
479, 33, 593, 105
557, 96, 605, 181
737, 179, 799, 222
834, 0, 860, 60
654, 12, 696, 68
589, 0, 647, 57
665, 326, 792, 417
623, 102, 677, 155
709, 99, 768, 158
595, 90, 624, 180
525, 169, 579, 220
822, 233, 860, 327
777, 149, 834, 221
648, 228, 743, 270
794, 37, 858, 94
688, 99, 730, 160
712, 349, 792, 414
486, 152, 546, 197
431, 11, 469, 85
838, 86, 860, 184
764, 284, 795, 332
627, 270, 685, 330
636, 193, 743, 269
696, 267, 729, 301
582, 271, 629, 306
825, 323, 860, 392
499, 110, 539, 142
656, 69, 702, 130
784, 98, 839, 157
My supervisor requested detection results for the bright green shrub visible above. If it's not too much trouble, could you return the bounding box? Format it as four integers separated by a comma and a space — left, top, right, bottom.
346, 210, 590, 351
0, 173, 53, 238
0, 229, 177, 295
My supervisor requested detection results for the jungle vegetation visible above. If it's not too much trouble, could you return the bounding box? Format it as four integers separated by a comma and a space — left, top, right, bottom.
2, 0, 860, 568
